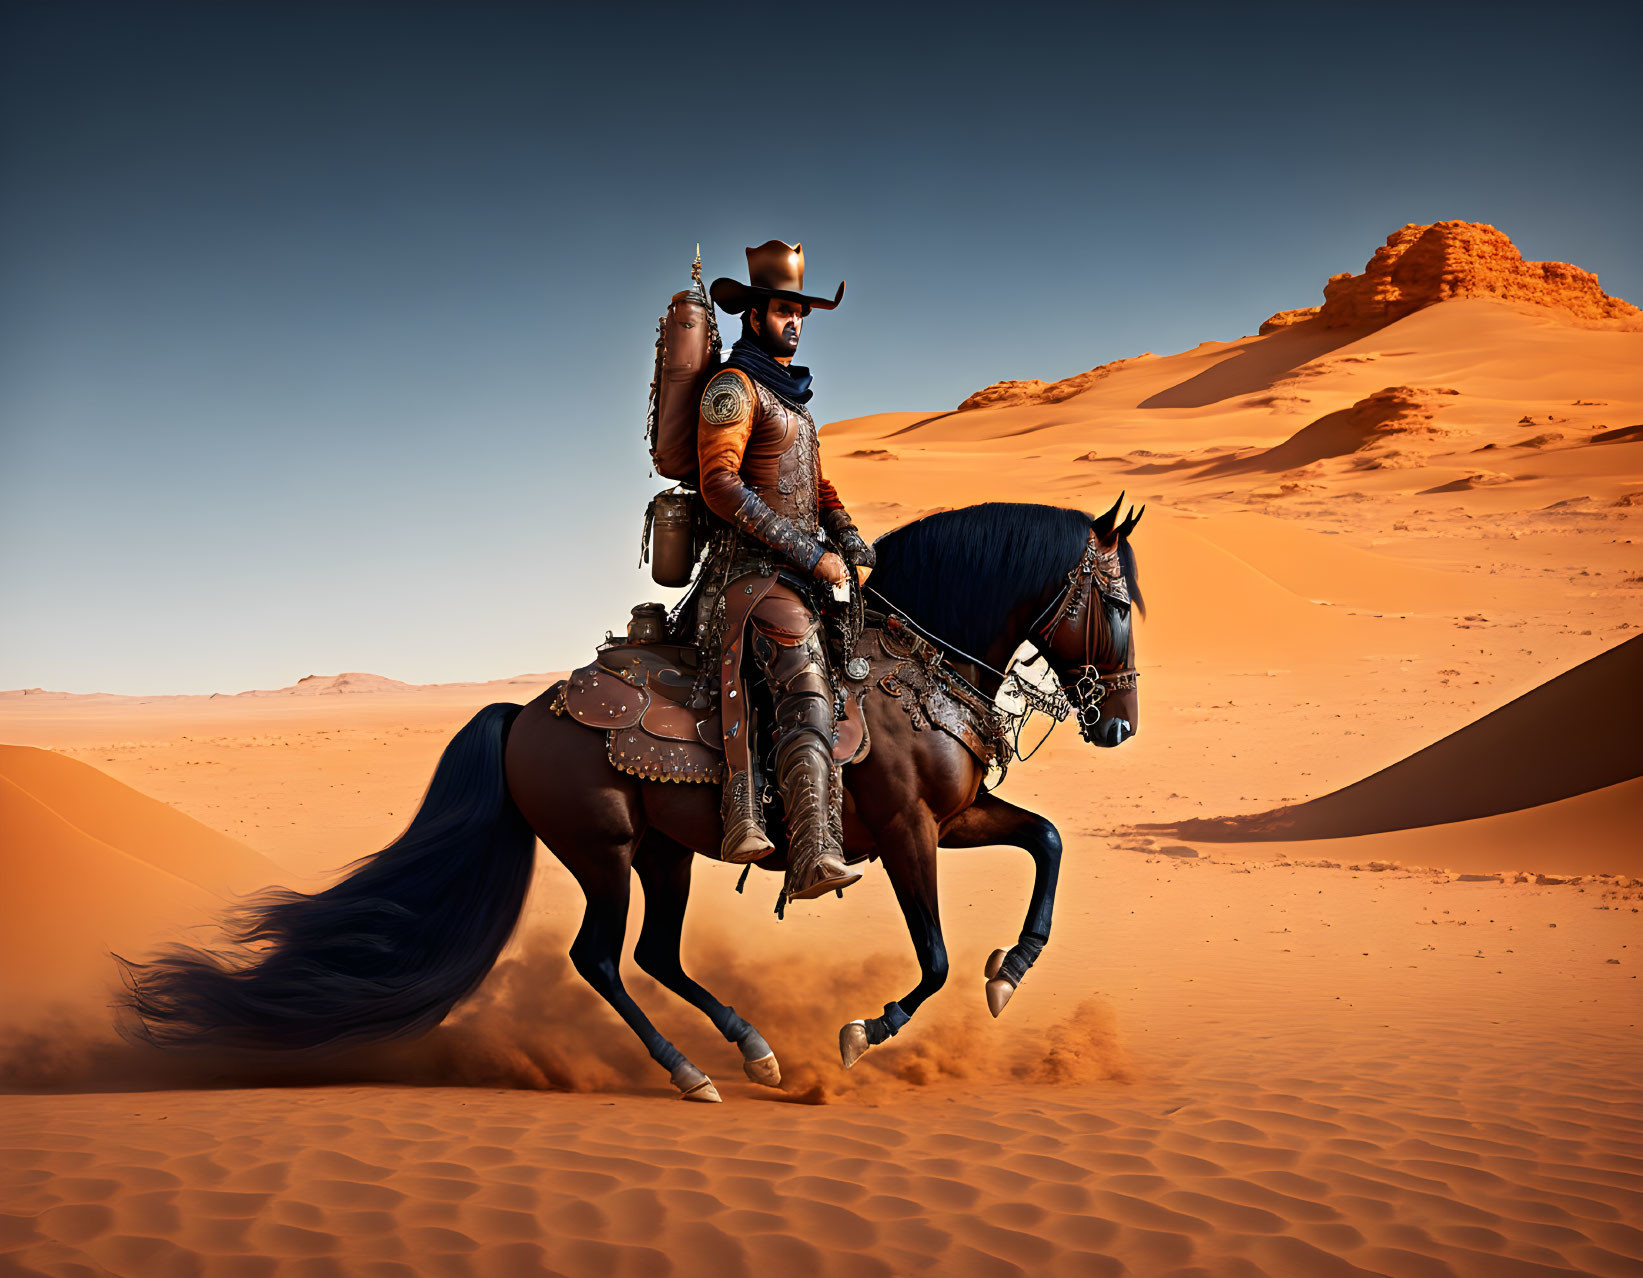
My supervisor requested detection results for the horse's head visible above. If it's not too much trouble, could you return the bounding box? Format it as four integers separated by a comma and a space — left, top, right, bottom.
866, 499, 1143, 750
1031, 494, 1143, 748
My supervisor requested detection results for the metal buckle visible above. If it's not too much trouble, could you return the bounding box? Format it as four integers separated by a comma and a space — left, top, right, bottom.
1069, 665, 1118, 741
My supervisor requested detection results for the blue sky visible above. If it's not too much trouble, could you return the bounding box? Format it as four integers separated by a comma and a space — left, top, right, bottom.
3, 1, 1638, 693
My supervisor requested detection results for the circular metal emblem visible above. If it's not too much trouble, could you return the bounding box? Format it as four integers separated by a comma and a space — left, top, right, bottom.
701, 372, 751, 425
845, 657, 870, 681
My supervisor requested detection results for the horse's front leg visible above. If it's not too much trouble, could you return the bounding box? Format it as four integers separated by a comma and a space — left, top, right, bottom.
938, 792, 1062, 1017
839, 805, 947, 1068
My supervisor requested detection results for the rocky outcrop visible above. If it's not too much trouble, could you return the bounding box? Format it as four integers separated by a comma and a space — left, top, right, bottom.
1260, 222, 1640, 333
1257, 308, 1324, 332
1203, 386, 1456, 475
275, 673, 417, 695
957, 353, 1154, 412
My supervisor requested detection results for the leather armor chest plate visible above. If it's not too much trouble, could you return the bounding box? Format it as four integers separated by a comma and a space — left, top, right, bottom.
748, 381, 819, 533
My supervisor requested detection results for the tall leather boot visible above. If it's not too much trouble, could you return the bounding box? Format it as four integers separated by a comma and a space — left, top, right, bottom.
719, 768, 774, 863
777, 736, 860, 901
827, 756, 845, 855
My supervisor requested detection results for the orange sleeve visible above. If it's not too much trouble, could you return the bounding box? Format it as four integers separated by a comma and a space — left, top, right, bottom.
697, 369, 756, 524
817, 474, 843, 513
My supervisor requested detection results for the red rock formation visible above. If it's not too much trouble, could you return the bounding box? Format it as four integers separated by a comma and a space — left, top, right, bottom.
1258, 308, 1323, 332
1260, 222, 1640, 333
957, 353, 1154, 412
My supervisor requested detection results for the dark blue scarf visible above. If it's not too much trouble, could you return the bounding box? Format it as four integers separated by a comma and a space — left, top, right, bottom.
724, 335, 814, 408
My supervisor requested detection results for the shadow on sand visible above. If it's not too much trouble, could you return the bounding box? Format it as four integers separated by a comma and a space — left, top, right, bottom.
1139, 321, 1376, 410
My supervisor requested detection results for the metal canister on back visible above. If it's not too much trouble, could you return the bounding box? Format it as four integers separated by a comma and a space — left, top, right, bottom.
648, 490, 697, 588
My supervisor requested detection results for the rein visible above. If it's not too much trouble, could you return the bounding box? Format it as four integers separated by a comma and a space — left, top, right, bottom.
862, 583, 1015, 684
860, 586, 1068, 753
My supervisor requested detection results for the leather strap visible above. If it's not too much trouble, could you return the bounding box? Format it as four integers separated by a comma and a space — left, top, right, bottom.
717, 572, 780, 778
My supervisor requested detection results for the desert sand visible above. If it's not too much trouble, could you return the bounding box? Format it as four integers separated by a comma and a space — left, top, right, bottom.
3, 223, 1640, 1276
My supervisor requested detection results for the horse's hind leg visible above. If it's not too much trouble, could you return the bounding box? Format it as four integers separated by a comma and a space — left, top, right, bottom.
564, 845, 723, 1103
632, 833, 782, 1088
938, 792, 1062, 1017
508, 706, 720, 1101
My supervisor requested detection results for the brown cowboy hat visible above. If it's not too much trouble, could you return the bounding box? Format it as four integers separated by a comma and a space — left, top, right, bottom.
709, 240, 845, 315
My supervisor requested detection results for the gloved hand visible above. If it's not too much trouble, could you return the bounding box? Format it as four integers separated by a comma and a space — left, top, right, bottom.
822, 510, 877, 570
814, 551, 848, 586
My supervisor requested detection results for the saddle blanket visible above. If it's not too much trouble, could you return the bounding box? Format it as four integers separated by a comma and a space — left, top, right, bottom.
551, 621, 1003, 785
551, 641, 863, 784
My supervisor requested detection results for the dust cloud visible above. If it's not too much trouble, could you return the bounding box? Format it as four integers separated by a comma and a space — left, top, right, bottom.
1, 923, 1130, 1101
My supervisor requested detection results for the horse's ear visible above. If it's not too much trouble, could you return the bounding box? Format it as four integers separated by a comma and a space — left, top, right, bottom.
1092, 492, 1125, 539
1118, 505, 1145, 539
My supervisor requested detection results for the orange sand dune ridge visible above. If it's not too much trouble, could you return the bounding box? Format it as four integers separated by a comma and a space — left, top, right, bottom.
0, 746, 290, 1008
1153, 634, 1643, 856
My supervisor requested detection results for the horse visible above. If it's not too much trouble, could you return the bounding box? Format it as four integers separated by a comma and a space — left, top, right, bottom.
121, 498, 1144, 1101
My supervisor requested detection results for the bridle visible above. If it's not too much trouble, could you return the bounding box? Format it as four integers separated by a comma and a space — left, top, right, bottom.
1025, 526, 1140, 743
861, 516, 1141, 756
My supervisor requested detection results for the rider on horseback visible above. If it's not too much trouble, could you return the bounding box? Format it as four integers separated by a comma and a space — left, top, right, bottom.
697, 241, 876, 902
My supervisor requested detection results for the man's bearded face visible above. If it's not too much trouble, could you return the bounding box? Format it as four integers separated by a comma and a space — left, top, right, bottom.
751, 298, 804, 358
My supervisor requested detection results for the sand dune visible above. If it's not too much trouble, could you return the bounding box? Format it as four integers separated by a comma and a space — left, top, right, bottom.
1, 670, 561, 703
0, 746, 285, 891
841, 298, 1642, 480
243, 671, 419, 696
1176, 775, 1643, 878
820, 409, 939, 440
1159, 635, 1642, 844
1182, 510, 1502, 613
0, 777, 219, 1004
1200, 385, 1456, 476
1114, 513, 1362, 664
0, 747, 289, 1008
1138, 324, 1367, 411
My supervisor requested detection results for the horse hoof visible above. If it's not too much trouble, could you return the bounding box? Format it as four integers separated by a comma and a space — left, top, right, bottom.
839, 1020, 870, 1069
671, 1061, 720, 1102
986, 977, 1016, 1018
984, 948, 1008, 981
742, 1052, 781, 1088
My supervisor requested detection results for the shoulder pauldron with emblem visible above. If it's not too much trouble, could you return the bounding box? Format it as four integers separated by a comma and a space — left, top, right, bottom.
701, 370, 752, 425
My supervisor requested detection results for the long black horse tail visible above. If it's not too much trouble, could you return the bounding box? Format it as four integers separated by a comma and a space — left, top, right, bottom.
119, 702, 535, 1054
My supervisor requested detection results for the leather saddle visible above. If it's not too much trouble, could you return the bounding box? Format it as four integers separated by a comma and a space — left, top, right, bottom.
553, 640, 867, 785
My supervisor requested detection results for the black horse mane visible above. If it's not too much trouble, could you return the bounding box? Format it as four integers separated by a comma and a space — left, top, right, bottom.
869, 502, 1143, 660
